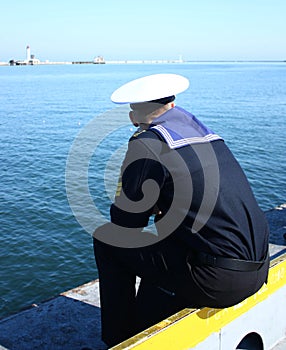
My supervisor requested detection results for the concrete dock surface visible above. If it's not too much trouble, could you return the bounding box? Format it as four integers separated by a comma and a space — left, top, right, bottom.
0, 204, 285, 350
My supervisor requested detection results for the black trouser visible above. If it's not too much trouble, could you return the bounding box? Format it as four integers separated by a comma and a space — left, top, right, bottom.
93, 236, 269, 347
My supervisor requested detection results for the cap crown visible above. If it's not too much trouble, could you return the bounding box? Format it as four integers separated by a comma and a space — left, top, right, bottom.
111, 73, 189, 104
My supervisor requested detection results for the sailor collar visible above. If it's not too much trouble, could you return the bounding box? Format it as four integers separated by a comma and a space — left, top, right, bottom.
150, 106, 222, 149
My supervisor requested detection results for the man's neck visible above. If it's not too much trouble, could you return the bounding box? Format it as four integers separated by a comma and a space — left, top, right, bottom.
138, 103, 174, 129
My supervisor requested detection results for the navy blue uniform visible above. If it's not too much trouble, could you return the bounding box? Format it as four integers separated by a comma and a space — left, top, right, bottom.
94, 106, 269, 347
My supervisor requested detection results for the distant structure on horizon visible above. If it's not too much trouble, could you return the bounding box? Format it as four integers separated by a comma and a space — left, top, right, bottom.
3, 45, 197, 66
26, 45, 31, 61
94, 55, 105, 64
72, 55, 105, 64
9, 45, 40, 66
8, 46, 105, 66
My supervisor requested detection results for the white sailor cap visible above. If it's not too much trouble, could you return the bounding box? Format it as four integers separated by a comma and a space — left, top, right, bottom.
111, 73, 189, 104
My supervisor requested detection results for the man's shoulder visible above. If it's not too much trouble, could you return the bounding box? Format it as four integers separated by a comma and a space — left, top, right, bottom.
130, 128, 161, 141
128, 128, 165, 156
131, 129, 147, 139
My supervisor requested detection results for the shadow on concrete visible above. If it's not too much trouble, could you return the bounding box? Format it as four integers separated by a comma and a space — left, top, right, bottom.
0, 295, 107, 350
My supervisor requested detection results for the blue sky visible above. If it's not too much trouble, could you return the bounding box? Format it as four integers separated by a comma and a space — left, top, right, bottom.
1, 0, 285, 62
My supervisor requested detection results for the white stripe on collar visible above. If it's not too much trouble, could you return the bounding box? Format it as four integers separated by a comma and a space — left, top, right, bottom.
152, 125, 222, 149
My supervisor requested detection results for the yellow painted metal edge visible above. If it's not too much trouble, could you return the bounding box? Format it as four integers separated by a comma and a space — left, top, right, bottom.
112, 252, 286, 349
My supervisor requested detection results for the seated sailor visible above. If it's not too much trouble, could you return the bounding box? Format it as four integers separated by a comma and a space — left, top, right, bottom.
93, 73, 269, 347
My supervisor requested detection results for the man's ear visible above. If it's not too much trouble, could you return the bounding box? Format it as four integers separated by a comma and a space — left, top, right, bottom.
129, 111, 139, 127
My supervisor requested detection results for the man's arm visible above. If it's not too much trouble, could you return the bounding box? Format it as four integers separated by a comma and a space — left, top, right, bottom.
110, 136, 165, 230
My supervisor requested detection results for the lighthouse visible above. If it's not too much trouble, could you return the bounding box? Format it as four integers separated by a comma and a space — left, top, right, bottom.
26, 45, 31, 62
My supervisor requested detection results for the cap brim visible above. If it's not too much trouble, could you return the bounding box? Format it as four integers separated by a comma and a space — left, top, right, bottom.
111, 73, 189, 104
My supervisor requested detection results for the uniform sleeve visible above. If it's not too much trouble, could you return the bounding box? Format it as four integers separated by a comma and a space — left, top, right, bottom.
110, 135, 166, 229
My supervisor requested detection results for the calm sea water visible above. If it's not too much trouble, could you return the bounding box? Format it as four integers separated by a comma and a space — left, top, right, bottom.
0, 63, 285, 318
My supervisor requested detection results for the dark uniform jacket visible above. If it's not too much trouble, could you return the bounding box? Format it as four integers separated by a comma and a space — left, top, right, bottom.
110, 106, 269, 261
